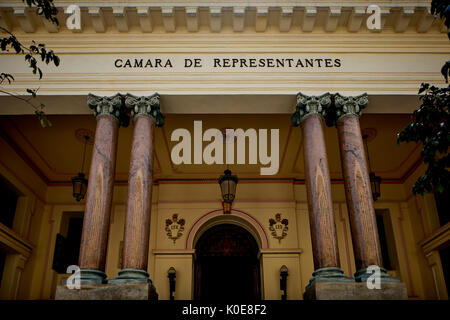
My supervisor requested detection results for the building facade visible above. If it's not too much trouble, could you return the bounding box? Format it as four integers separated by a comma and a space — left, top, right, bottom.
0, 0, 448, 300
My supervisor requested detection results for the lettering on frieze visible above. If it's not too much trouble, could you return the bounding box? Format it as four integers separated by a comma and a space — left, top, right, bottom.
113, 57, 342, 71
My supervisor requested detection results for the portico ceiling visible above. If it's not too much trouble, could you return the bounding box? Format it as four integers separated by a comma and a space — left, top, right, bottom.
0, 112, 421, 184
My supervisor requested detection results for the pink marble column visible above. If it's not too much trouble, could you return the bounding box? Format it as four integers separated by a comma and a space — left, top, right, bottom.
78, 93, 126, 284
334, 93, 396, 282
112, 93, 164, 283
291, 93, 350, 287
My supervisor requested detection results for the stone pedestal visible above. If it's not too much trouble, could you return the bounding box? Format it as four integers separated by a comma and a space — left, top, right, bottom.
55, 283, 158, 300
304, 281, 408, 300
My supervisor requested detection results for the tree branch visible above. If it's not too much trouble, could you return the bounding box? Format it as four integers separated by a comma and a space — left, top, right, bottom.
0, 89, 40, 110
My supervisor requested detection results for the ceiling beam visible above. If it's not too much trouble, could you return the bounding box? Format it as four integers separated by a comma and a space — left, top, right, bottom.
113, 7, 128, 32
210, 7, 222, 33
13, 7, 35, 33
370, 7, 390, 33
325, 6, 341, 32
233, 7, 245, 32
88, 7, 106, 33
41, 15, 59, 33
395, 7, 414, 32
347, 6, 366, 32
416, 7, 434, 33
0, 9, 12, 31
302, 7, 317, 32
162, 7, 175, 32
186, 7, 198, 32
137, 6, 152, 33
279, 6, 293, 32
255, 7, 268, 32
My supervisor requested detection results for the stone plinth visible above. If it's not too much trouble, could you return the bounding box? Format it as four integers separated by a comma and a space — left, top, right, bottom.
304, 281, 408, 300
55, 283, 158, 300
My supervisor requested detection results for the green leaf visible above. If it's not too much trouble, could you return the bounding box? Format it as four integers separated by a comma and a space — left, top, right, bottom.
26, 88, 36, 98
13, 42, 21, 53
441, 60, 450, 83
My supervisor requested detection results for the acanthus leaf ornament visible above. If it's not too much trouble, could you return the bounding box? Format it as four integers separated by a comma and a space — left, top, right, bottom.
125, 93, 165, 126
87, 93, 129, 127
334, 93, 369, 121
269, 213, 289, 243
165, 214, 185, 243
291, 92, 331, 126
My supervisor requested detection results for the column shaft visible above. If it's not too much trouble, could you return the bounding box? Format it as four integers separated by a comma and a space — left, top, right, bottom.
291, 93, 351, 287
122, 115, 155, 270
110, 93, 164, 284
337, 114, 383, 270
302, 114, 340, 269
79, 114, 119, 272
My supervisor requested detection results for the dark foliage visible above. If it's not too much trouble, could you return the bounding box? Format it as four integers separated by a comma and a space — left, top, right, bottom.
397, 84, 449, 195
0, 0, 59, 127
397, 1, 450, 196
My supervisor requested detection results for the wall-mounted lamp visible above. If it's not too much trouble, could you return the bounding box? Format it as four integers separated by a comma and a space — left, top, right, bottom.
168, 267, 176, 300
280, 265, 288, 300
218, 169, 238, 214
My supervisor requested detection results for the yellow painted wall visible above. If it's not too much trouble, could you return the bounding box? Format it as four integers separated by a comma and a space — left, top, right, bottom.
0, 133, 448, 300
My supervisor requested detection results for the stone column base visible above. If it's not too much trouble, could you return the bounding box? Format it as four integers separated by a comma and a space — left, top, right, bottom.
304, 281, 408, 300
55, 283, 158, 300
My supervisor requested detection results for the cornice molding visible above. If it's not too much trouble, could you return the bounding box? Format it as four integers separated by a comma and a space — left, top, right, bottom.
419, 222, 450, 254
0, 1, 443, 35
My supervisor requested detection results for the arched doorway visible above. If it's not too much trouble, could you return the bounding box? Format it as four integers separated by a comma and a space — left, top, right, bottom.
194, 224, 261, 300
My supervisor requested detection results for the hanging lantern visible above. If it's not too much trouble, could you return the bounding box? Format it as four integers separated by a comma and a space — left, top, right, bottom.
72, 172, 88, 202
218, 169, 238, 214
71, 134, 89, 201
369, 172, 382, 202
363, 132, 382, 201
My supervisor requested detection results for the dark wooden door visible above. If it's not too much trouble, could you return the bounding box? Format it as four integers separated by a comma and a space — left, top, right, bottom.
194, 224, 260, 301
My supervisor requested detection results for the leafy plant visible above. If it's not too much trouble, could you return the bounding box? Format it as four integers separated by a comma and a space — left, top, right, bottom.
0, 0, 60, 127
397, 83, 449, 195
432, 0, 450, 38
397, 1, 450, 195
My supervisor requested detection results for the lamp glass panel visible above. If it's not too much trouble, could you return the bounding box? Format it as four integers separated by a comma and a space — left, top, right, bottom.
72, 179, 81, 197
80, 180, 88, 199
220, 179, 236, 202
